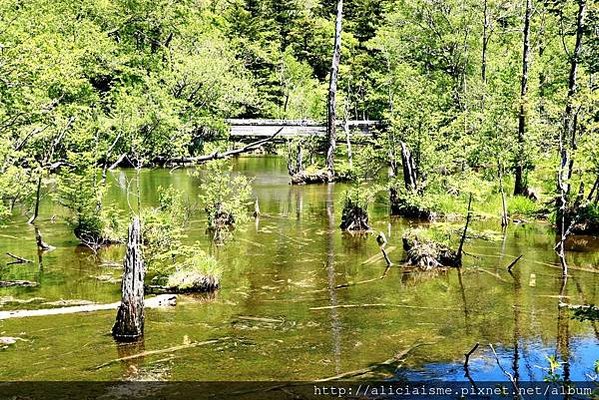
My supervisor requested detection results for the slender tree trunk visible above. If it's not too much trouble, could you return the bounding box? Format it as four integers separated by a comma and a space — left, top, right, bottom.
481, 0, 489, 85
498, 161, 509, 228
556, 0, 586, 277
112, 218, 145, 342
326, 0, 344, 180
514, 0, 532, 196
27, 174, 42, 225
344, 119, 353, 169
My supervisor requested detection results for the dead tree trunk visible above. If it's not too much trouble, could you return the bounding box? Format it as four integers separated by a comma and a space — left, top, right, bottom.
556, 0, 586, 277
514, 0, 532, 196
326, 0, 344, 180
344, 119, 353, 169
35, 226, 54, 252
112, 217, 145, 342
481, 0, 490, 85
400, 141, 418, 192
498, 161, 509, 228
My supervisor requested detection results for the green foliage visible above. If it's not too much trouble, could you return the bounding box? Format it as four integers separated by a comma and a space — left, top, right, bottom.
197, 161, 253, 235
55, 154, 124, 244
166, 249, 221, 290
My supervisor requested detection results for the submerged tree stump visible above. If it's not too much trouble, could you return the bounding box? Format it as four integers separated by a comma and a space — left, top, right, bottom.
340, 204, 370, 231
112, 218, 145, 342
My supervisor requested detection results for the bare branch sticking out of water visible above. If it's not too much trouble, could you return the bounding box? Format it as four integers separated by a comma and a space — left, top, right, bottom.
506, 255, 523, 274
6, 252, 33, 264
489, 344, 521, 397
463, 342, 479, 387
361, 246, 396, 265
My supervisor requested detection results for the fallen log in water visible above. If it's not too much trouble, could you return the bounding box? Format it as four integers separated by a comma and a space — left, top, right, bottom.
0, 280, 38, 288
0, 294, 176, 320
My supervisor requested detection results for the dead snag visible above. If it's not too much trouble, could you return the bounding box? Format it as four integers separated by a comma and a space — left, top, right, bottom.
400, 141, 418, 191
457, 194, 473, 262
112, 217, 145, 342
6, 252, 32, 264
35, 226, 55, 252
506, 255, 523, 274
463, 342, 479, 387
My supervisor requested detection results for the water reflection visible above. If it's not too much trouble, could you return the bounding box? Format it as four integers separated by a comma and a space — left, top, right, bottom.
0, 156, 597, 383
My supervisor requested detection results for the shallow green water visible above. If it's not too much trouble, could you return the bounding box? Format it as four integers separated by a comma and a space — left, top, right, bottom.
0, 156, 598, 382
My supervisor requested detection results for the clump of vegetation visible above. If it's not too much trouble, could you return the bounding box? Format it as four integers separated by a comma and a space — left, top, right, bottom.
340, 186, 374, 231
143, 186, 221, 293
165, 250, 221, 293
402, 228, 461, 269
55, 158, 125, 247
197, 161, 252, 241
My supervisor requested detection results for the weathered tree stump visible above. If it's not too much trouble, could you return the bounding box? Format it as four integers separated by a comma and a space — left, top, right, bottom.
112, 217, 145, 342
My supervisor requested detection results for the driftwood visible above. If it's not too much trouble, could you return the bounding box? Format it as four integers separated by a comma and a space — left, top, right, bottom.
0, 280, 38, 288
0, 294, 176, 320
290, 170, 330, 185
156, 128, 283, 165
309, 303, 457, 311
6, 252, 32, 264
112, 218, 145, 342
316, 342, 425, 381
93, 337, 232, 370
361, 246, 396, 265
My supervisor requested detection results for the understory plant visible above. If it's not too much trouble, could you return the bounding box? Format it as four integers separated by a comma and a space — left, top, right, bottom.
197, 160, 253, 241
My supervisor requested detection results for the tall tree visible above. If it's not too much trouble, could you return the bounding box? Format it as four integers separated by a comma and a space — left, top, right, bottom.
514, 0, 532, 196
326, 0, 344, 180
556, 0, 587, 276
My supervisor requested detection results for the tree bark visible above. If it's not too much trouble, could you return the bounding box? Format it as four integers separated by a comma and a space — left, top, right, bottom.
400, 141, 418, 192
326, 0, 344, 180
112, 217, 145, 342
514, 0, 532, 196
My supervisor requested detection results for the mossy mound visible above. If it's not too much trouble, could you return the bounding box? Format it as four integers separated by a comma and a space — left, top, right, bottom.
402, 231, 461, 270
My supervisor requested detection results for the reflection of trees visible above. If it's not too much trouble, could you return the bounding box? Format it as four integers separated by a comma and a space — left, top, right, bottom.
326, 184, 341, 373
557, 275, 571, 398
116, 339, 146, 380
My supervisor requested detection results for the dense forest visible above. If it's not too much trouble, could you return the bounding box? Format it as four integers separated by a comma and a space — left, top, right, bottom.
1, 0, 599, 388
1, 0, 598, 275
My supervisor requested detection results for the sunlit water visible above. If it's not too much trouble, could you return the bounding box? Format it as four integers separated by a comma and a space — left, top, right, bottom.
0, 156, 598, 382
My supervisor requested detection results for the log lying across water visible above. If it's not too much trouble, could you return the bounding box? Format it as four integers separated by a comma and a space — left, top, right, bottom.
0, 280, 39, 288
0, 294, 176, 320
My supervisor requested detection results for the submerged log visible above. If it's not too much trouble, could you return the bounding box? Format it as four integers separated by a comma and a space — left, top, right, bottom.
0, 295, 175, 320
112, 218, 145, 342
290, 170, 330, 185
0, 280, 39, 288
402, 234, 461, 270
